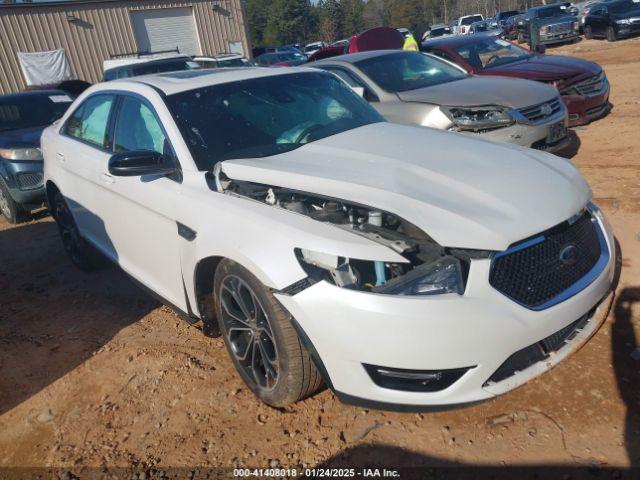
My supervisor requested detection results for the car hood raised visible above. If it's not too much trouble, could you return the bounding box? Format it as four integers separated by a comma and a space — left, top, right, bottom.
480, 54, 601, 82
0, 125, 45, 149
396, 75, 557, 109
220, 123, 591, 251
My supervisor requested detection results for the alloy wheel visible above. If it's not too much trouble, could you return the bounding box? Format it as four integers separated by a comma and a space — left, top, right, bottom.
55, 199, 82, 265
219, 275, 279, 391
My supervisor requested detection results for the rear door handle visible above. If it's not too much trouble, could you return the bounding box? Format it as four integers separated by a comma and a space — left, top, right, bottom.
56, 152, 65, 163
101, 172, 115, 184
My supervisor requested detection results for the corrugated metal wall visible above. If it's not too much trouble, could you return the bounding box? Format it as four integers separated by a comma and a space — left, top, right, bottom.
0, 0, 250, 94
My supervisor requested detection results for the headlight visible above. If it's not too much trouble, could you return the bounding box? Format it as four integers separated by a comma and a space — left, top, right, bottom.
540, 25, 549, 35
616, 19, 631, 25
0, 147, 43, 161
375, 256, 464, 296
441, 106, 514, 131
295, 249, 466, 297
572, 21, 579, 30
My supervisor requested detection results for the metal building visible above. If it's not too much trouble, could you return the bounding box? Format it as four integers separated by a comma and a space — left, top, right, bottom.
0, 0, 251, 94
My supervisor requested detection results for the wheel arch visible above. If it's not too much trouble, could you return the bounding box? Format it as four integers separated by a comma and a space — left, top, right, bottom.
45, 181, 61, 215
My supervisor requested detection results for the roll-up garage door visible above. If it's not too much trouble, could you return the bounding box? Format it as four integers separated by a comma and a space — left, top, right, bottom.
132, 8, 201, 56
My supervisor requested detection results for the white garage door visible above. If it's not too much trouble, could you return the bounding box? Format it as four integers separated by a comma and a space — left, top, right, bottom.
132, 8, 200, 56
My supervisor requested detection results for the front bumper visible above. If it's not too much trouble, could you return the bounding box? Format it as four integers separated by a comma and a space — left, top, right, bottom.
471, 108, 569, 153
563, 83, 611, 127
0, 159, 46, 208
539, 32, 580, 44
275, 211, 616, 409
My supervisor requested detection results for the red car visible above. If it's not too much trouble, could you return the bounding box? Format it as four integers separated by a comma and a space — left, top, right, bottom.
422, 32, 611, 126
308, 27, 403, 63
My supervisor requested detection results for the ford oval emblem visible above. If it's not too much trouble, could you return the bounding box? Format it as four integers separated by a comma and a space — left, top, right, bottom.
559, 244, 579, 265
540, 103, 553, 116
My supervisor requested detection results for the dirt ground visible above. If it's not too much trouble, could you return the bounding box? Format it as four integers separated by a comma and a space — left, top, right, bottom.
1, 37, 639, 477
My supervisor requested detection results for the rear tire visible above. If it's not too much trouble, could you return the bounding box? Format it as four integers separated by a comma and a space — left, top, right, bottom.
0, 180, 29, 224
583, 25, 593, 39
606, 26, 617, 42
52, 192, 103, 272
214, 259, 323, 407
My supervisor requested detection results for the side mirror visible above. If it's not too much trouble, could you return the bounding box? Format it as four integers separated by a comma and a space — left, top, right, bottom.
535, 44, 547, 54
108, 150, 177, 177
351, 86, 365, 98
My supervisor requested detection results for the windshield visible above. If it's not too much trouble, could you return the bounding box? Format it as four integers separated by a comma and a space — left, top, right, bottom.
165, 72, 384, 170
0, 93, 72, 132
131, 59, 200, 77
498, 10, 519, 19
461, 15, 484, 25
355, 51, 467, 93
536, 5, 569, 17
454, 37, 533, 70
610, 0, 636, 14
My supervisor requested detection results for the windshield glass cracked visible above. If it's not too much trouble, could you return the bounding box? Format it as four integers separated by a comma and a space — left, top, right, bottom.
166, 72, 384, 170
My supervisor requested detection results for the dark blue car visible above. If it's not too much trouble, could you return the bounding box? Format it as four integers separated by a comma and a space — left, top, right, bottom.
0, 90, 72, 223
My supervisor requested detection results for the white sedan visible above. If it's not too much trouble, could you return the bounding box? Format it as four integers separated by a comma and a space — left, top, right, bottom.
42, 67, 615, 410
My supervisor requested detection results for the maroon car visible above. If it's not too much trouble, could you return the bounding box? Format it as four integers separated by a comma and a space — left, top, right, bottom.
308, 27, 403, 63
422, 32, 611, 126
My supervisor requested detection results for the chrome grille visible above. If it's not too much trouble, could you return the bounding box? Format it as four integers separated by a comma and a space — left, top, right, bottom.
548, 22, 572, 33
16, 172, 43, 190
518, 98, 563, 123
569, 72, 607, 96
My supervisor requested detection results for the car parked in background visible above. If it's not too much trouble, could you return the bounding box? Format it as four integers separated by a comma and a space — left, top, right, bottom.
572, 0, 602, 27
494, 9, 522, 27
503, 13, 528, 40
254, 51, 308, 67
518, 3, 580, 44
0, 90, 72, 223
583, 0, 640, 40
314, 50, 569, 152
194, 53, 254, 68
457, 14, 485, 34
308, 27, 403, 62
422, 33, 611, 126
42, 67, 615, 410
304, 41, 327, 57
421, 24, 453, 40
468, 19, 502, 34
103, 55, 201, 81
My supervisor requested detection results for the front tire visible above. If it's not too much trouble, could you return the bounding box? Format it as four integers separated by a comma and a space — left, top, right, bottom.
52, 192, 102, 272
0, 180, 28, 224
583, 25, 593, 39
214, 259, 323, 406
517, 31, 525, 44
606, 26, 617, 42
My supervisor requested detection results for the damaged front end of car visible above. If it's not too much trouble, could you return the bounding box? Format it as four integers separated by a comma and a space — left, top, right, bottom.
214, 168, 491, 297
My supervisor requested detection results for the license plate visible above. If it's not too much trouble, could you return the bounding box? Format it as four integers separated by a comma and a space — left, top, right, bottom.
547, 121, 567, 144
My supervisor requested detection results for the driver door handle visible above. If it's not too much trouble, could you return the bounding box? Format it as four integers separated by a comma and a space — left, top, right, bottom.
56, 152, 65, 163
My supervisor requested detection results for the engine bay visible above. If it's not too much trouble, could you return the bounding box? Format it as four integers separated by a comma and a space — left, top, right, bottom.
215, 173, 487, 295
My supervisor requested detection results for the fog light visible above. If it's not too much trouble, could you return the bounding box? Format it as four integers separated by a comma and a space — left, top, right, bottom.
363, 364, 473, 392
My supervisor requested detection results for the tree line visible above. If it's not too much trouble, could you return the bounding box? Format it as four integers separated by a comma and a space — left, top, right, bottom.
246, 0, 547, 48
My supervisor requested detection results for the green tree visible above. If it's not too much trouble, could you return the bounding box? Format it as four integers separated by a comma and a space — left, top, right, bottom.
263, 0, 314, 45
246, 0, 270, 47
341, 0, 366, 36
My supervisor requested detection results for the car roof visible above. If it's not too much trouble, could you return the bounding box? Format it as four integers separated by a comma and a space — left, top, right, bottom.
312, 49, 409, 66
422, 31, 497, 48
105, 55, 193, 73
111, 66, 323, 95
0, 89, 69, 101
529, 2, 569, 10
